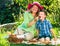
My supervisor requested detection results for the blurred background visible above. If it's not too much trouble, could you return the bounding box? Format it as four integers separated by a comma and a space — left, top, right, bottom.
0, 0, 60, 46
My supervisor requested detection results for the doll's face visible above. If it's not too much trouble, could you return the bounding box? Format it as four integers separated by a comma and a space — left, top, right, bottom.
31, 5, 39, 13
39, 12, 46, 20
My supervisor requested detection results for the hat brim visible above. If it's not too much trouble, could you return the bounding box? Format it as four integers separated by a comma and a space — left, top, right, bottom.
27, 3, 44, 10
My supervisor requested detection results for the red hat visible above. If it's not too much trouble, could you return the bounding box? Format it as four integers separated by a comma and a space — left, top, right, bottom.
27, 2, 44, 10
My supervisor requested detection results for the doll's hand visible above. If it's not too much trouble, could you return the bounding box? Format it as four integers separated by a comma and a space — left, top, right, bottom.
34, 17, 38, 21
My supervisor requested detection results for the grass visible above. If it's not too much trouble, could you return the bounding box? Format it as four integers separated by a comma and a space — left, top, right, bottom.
10, 43, 55, 46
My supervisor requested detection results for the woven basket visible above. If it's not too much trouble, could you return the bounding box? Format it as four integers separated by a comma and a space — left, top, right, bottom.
8, 35, 24, 43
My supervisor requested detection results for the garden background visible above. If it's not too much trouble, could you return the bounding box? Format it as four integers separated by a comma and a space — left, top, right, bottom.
0, 0, 60, 46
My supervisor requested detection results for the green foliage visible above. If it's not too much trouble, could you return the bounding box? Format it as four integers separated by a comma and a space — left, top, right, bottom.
15, 0, 60, 25
0, 0, 60, 46
0, 0, 14, 24
0, 33, 10, 46
0, 0, 60, 25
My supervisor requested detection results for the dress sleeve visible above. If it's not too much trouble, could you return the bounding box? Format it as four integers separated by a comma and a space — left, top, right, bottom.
23, 11, 30, 28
